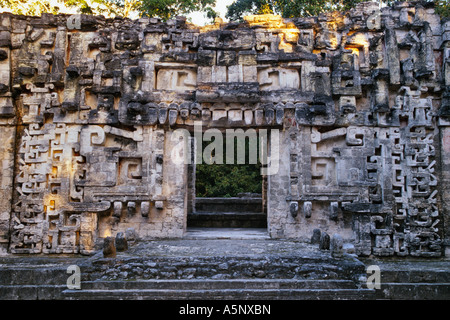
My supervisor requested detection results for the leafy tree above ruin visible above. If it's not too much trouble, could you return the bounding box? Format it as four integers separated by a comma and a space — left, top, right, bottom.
225, 0, 450, 21
225, 0, 367, 21
0, 0, 217, 20
2, 0, 449, 22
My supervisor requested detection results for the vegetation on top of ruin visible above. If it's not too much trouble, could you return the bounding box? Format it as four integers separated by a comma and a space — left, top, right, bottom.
0, 0, 449, 22
0, 0, 217, 21
226, 0, 368, 21
226, 0, 449, 21
435, 0, 450, 17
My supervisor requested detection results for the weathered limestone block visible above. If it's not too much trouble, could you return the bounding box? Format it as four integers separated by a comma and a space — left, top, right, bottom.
440, 126, 450, 257
330, 234, 344, 258
330, 202, 339, 221
127, 202, 136, 216
311, 229, 321, 244
103, 237, 116, 258
343, 243, 356, 255
113, 201, 123, 218
79, 213, 97, 255
258, 67, 300, 90
289, 201, 298, 217
0, 126, 15, 254
385, 28, 401, 85
156, 66, 197, 91
141, 201, 150, 217
115, 232, 128, 251
331, 50, 362, 97
319, 232, 330, 250
339, 96, 356, 113
125, 228, 138, 242
303, 201, 312, 218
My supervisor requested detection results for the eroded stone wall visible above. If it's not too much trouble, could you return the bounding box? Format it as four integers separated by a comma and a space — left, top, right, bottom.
0, 1, 448, 257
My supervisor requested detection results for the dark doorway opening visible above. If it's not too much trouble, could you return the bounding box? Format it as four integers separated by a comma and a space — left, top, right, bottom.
187, 130, 267, 229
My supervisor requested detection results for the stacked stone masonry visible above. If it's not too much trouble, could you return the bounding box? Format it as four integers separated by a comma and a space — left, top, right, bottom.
0, 1, 449, 257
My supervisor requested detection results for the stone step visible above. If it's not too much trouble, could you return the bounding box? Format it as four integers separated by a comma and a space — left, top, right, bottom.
3, 280, 449, 300
0, 285, 67, 300
360, 259, 450, 282
0, 249, 366, 285
0, 266, 71, 286
0, 256, 87, 287
87, 256, 366, 282
375, 283, 450, 300
359, 259, 450, 299
380, 269, 450, 283
62, 287, 375, 300
184, 227, 270, 239
187, 212, 267, 228
76, 279, 358, 290
194, 197, 263, 213
0, 274, 371, 300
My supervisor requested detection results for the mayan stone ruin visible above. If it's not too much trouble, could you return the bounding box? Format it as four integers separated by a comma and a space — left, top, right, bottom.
0, 0, 449, 260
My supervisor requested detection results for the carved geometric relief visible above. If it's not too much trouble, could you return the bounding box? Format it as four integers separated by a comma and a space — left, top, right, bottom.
198, 65, 257, 83
258, 67, 300, 91
0, 126, 15, 252
156, 67, 196, 91
1, 2, 447, 257
10, 123, 97, 254
118, 158, 143, 185
311, 158, 336, 186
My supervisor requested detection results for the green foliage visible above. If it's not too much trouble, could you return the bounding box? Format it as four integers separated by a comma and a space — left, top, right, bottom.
196, 163, 262, 197
226, 0, 276, 21
136, 0, 215, 20
195, 137, 262, 198
0, 0, 216, 20
2, 0, 449, 22
0, 0, 126, 17
434, 0, 450, 17
0, 0, 65, 16
205, 6, 218, 20
225, 0, 450, 21
225, 0, 367, 21
382, 0, 450, 18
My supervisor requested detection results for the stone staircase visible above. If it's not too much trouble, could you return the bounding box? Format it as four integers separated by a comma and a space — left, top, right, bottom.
0, 257, 374, 300
61, 238, 375, 300
187, 212, 267, 228
62, 279, 374, 300
188, 197, 267, 228
1, 240, 449, 300
362, 259, 450, 300
0, 257, 83, 299
0, 239, 373, 300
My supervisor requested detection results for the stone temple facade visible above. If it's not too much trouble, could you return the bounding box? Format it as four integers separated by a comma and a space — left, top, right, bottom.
0, 1, 449, 258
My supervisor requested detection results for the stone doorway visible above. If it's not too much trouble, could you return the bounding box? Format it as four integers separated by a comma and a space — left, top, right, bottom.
185, 128, 268, 236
